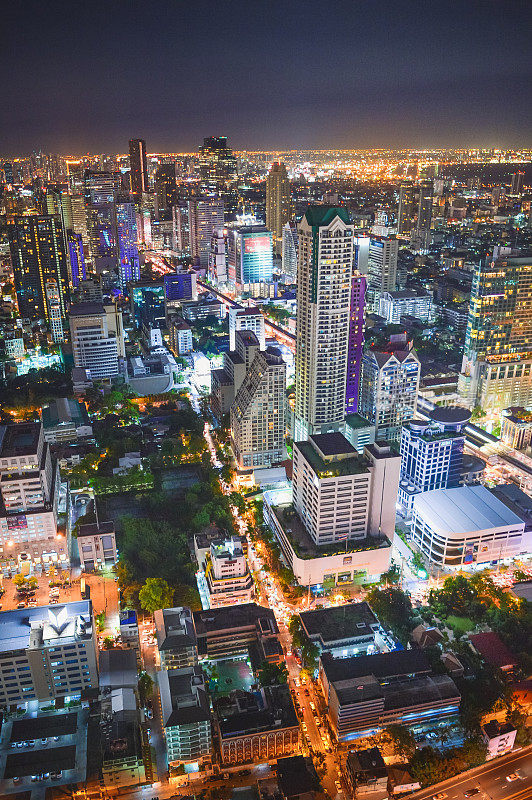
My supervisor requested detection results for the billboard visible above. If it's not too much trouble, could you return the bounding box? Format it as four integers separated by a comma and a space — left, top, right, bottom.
244, 235, 271, 254
7, 515, 27, 530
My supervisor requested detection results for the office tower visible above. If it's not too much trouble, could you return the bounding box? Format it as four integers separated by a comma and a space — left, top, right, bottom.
7, 214, 70, 321
292, 434, 401, 548
70, 301, 125, 381
511, 171, 524, 196
209, 227, 227, 284
398, 406, 470, 516
458, 256, 532, 412
70, 193, 92, 262
359, 334, 421, 441
294, 207, 355, 441
46, 188, 73, 240
266, 162, 291, 254
227, 226, 274, 290
0, 422, 63, 565
164, 272, 198, 315
379, 289, 433, 324
228, 306, 265, 350
83, 170, 121, 271
188, 196, 225, 268
397, 181, 433, 235
231, 347, 286, 469
67, 230, 87, 287
491, 185, 506, 206
116, 198, 140, 287
202, 539, 254, 607
366, 235, 399, 310
45, 280, 64, 342
0, 601, 98, 705
158, 666, 212, 767
130, 280, 165, 328
345, 274, 366, 416
155, 162, 177, 214
154, 607, 198, 670
281, 221, 298, 279
129, 138, 148, 196
198, 136, 237, 189
211, 329, 262, 421
3, 161, 13, 184
173, 202, 190, 255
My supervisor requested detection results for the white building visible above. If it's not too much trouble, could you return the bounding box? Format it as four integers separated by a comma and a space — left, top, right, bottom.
292, 434, 400, 549
188, 196, 224, 269
482, 721, 517, 760
154, 606, 198, 671
202, 539, 254, 608
378, 289, 433, 324
41, 397, 93, 444
209, 227, 228, 284
366, 236, 399, 310
281, 222, 298, 279
0, 421, 65, 566
0, 600, 98, 705
76, 520, 117, 571
158, 666, 212, 767
69, 301, 125, 382
231, 347, 286, 469
412, 484, 527, 570
45, 280, 64, 343
228, 306, 265, 351
294, 207, 355, 441
360, 335, 421, 441
169, 317, 193, 356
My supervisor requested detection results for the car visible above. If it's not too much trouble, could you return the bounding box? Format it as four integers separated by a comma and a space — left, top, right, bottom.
432, 794, 448, 800
309, 702, 316, 711
464, 789, 480, 797
506, 773, 523, 782
17, 602, 25, 609
13, 776, 21, 784
27, 740, 35, 747
51, 771, 62, 780
301, 722, 307, 731
40, 737, 47, 745
334, 781, 342, 792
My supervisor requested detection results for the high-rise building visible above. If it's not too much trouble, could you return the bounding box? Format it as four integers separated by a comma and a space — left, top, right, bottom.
359, 335, 421, 441
511, 171, 524, 196
158, 666, 212, 767
70, 301, 125, 381
231, 347, 286, 469
67, 230, 87, 287
154, 607, 198, 670
116, 199, 140, 287
458, 256, 532, 412
281, 222, 298, 279
129, 138, 148, 196
7, 214, 70, 321
0, 421, 64, 565
228, 306, 266, 350
70, 193, 92, 262
292, 434, 400, 549
366, 235, 399, 310
0, 601, 98, 705
294, 207, 355, 441
397, 181, 433, 235
198, 136, 237, 189
209, 227, 227, 284
266, 162, 291, 255
45, 280, 64, 342
155, 162, 177, 214
211, 329, 262, 421
188, 196, 225, 268
83, 170, 121, 272
398, 406, 470, 516
345, 274, 366, 416
227, 226, 274, 290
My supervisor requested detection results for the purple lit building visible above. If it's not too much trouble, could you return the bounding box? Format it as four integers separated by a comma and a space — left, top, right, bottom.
67, 231, 87, 287
345, 273, 366, 415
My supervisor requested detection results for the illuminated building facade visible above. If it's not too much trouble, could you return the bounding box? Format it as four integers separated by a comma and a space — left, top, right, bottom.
7, 214, 70, 322
397, 180, 433, 236
459, 256, 532, 412
266, 161, 291, 255
227, 225, 274, 290
129, 138, 148, 196
188, 196, 225, 268
198, 136, 237, 190
116, 199, 140, 287
345, 274, 366, 416
294, 207, 355, 440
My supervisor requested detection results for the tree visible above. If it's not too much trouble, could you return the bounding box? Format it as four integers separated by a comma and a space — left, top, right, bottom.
366, 586, 413, 642
257, 661, 288, 686
103, 636, 115, 649
138, 671, 154, 706
27, 576, 39, 590
139, 577, 174, 614
382, 724, 417, 759
13, 574, 27, 589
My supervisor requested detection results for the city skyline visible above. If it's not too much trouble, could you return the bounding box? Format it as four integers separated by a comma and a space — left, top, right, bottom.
1, 0, 531, 154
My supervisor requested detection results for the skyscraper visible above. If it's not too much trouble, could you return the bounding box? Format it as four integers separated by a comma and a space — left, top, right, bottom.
116, 199, 140, 287
281, 222, 298, 279
345, 274, 366, 415
45, 280, 64, 342
294, 206, 355, 440
511, 171, 524, 196
397, 181, 433, 235
397, 183, 416, 235
458, 255, 532, 412
231, 347, 286, 469
84, 170, 121, 272
198, 136, 237, 190
188, 196, 225, 268
227, 226, 273, 290
129, 138, 148, 196
366, 235, 399, 310
67, 231, 87, 287
266, 162, 291, 255
70, 302, 125, 381
7, 215, 70, 321
155, 162, 177, 214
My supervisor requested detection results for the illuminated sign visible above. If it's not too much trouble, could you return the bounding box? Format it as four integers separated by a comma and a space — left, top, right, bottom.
244, 236, 270, 254
7, 515, 27, 531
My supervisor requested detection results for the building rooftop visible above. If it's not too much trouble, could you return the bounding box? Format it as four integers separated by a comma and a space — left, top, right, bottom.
346, 747, 386, 778
413, 485, 524, 535
158, 666, 210, 727
300, 602, 379, 647
215, 684, 298, 738
193, 603, 278, 637
0, 601, 93, 653
321, 649, 430, 685
155, 607, 196, 652
77, 520, 115, 538
429, 405, 471, 425
296, 439, 367, 479
277, 755, 320, 799
41, 398, 90, 430
99, 649, 138, 689
345, 413, 374, 431
309, 432, 357, 458
68, 301, 105, 316
303, 206, 351, 227
0, 422, 41, 458
469, 632, 519, 669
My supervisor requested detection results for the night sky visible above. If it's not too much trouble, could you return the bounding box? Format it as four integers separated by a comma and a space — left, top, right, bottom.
2, 0, 531, 154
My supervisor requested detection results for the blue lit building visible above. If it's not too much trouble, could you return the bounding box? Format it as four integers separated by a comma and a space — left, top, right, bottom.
116, 200, 140, 288
228, 225, 273, 289
398, 406, 471, 517
67, 231, 87, 287
164, 272, 197, 302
